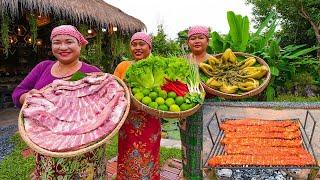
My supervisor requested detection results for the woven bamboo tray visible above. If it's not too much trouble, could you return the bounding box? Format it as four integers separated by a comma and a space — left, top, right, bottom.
18, 74, 130, 158
202, 52, 271, 100
130, 84, 205, 119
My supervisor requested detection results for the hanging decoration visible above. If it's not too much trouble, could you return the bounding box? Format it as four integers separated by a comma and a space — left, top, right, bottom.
36, 14, 50, 27
14, 25, 27, 36
24, 34, 33, 44
9, 35, 18, 44
1, 13, 10, 56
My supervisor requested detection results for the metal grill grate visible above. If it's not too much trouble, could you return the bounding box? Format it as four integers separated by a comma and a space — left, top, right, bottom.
204, 110, 319, 170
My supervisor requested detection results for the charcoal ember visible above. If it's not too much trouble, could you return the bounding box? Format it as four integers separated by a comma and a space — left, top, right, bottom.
275, 175, 286, 180
227, 169, 288, 180
217, 169, 232, 177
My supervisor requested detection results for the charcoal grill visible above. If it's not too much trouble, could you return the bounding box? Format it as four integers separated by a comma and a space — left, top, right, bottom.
204, 110, 319, 180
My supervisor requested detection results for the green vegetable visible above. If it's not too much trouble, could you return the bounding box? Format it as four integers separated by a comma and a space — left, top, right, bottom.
69, 71, 87, 81
125, 56, 191, 89
185, 59, 205, 104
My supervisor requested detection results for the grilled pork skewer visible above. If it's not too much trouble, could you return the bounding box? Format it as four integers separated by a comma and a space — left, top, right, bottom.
224, 130, 301, 140
221, 137, 302, 147
208, 154, 315, 166
225, 145, 309, 156
220, 124, 299, 132
222, 119, 296, 127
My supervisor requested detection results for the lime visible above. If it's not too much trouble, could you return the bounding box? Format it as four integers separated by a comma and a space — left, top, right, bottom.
167, 91, 177, 99
142, 88, 151, 96
165, 98, 175, 107
175, 96, 185, 106
149, 92, 158, 100
134, 92, 144, 101
153, 86, 162, 92
169, 104, 180, 112
180, 103, 190, 111
189, 103, 196, 108
158, 90, 167, 99
141, 96, 152, 105
158, 104, 169, 111
148, 102, 158, 109
155, 97, 165, 105
132, 87, 140, 95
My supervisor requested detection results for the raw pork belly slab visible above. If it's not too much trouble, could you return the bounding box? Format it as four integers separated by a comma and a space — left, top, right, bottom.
23, 73, 127, 151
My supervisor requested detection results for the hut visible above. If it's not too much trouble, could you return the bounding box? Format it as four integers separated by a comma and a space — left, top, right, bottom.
0, 0, 145, 108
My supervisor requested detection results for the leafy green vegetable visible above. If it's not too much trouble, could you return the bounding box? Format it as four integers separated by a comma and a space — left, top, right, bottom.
125, 56, 191, 89
69, 71, 87, 81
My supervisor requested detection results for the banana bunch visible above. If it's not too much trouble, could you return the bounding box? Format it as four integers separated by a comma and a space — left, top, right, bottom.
199, 48, 269, 94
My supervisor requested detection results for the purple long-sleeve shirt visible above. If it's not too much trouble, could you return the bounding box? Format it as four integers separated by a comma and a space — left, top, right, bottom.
12, 60, 101, 107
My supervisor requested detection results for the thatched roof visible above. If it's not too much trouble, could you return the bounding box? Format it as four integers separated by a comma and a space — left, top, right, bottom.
0, 0, 145, 33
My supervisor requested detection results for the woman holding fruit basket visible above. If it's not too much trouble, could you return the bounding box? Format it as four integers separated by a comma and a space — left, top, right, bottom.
114, 32, 161, 179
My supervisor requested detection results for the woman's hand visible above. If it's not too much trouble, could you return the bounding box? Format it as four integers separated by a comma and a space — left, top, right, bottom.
19, 89, 39, 105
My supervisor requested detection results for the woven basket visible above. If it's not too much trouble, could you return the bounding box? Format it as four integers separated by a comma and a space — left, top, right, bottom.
130, 84, 205, 119
18, 74, 130, 158
202, 52, 271, 100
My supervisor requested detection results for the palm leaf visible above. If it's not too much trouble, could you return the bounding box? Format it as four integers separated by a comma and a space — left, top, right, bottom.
284, 46, 320, 59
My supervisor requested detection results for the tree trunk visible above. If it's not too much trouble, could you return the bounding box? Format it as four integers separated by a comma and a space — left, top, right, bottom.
299, 5, 320, 59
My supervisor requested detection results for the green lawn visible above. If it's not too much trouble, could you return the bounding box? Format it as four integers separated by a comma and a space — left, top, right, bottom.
274, 95, 320, 102
0, 134, 181, 179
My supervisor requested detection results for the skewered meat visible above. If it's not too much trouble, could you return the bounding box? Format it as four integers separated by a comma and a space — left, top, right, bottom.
220, 123, 299, 132
222, 119, 295, 127
221, 137, 302, 147
224, 130, 301, 140
225, 145, 309, 156
208, 119, 316, 167
208, 154, 315, 166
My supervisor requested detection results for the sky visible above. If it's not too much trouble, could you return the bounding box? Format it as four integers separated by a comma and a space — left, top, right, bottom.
106, 0, 254, 39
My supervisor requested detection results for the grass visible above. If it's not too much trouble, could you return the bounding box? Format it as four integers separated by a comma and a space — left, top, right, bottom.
274, 95, 320, 102
0, 134, 181, 178
0, 134, 35, 180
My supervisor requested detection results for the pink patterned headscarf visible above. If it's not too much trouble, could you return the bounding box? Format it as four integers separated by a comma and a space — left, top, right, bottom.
188, 26, 209, 39
50, 25, 88, 46
130, 32, 152, 49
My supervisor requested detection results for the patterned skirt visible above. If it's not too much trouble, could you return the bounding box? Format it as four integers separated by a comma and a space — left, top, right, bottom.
117, 108, 161, 180
33, 145, 106, 179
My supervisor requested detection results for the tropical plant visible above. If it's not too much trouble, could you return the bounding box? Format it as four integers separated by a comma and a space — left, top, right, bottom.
258, 41, 319, 100
1, 13, 10, 57
246, 0, 320, 58
208, 11, 278, 54
152, 25, 182, 57
28, 13, 38, 50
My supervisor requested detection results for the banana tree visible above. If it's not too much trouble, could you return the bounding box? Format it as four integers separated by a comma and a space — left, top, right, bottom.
208, 11, 278, 54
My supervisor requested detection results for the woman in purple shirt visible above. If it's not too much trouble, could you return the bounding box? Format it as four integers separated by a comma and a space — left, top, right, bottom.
12, 25, 107, 179
12, 25, 100, 107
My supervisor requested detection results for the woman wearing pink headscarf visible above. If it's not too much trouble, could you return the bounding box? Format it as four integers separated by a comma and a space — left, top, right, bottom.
114, 32, 161, 179
179, 26, 212, 179
12, 25, 104, 179
13, 25, 100, 107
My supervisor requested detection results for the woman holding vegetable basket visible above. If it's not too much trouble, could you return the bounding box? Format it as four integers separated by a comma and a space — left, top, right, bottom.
114, 32, 162, 179
179, 25, 213, 179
